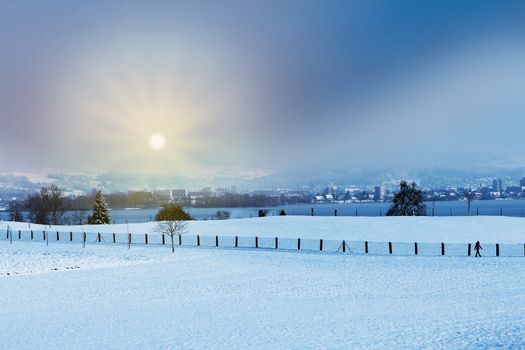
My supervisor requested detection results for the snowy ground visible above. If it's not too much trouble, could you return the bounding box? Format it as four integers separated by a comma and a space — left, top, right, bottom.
1, 217, 524, 348
0, 241, 524, 349
2, 215, 525, 243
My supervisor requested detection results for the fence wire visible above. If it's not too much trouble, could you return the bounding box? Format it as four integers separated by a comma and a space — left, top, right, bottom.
1, 229, 524, 257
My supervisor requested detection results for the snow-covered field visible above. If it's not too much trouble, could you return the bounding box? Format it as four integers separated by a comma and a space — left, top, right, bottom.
0, 241, 524, 349
2, 215, 525, 243
1, 217, 524, 349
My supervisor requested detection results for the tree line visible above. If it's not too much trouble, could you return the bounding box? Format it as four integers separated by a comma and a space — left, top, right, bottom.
7, 181, 428, 224
8, 185, 196, 226
8, 185, 112, 225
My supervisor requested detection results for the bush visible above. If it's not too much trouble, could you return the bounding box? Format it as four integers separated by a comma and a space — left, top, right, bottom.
155, 204, 192, 221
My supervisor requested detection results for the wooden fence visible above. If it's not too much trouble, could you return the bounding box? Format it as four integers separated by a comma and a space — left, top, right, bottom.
2, 228, 525, 257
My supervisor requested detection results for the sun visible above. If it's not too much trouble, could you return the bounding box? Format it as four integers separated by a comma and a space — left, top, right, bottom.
149, 133, 166, 151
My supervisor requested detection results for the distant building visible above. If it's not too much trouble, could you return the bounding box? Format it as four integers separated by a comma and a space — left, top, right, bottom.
314, 195, 325, 203
171, 189, 188, 197
505, 186, 522, 195
153, 189, 172, 201
492, 179, 503, 192
374, 186, 381, 201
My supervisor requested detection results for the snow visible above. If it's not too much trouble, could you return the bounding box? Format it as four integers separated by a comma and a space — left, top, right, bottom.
2, 215, 525, 243
0, 216, 524, 348
0, 241, 524, 349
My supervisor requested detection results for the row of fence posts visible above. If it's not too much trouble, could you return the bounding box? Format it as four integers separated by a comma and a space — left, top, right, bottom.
3, 228, 525, 257
308, 207, 525, 217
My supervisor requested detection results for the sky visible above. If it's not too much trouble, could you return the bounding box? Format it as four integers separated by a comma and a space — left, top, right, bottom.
1, 0, 525, 184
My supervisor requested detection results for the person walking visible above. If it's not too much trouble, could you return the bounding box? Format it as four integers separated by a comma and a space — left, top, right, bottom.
474, 240, 482, 257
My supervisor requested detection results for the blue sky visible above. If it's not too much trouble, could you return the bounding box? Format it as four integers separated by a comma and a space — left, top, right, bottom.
1, 0, 524, 180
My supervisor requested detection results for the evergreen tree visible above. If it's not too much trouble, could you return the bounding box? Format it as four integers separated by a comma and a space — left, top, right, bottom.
89, 191, 111, 224
386, 181, 426, 216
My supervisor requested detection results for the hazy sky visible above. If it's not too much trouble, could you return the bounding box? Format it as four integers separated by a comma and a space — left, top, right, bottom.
1, 0, 524, 180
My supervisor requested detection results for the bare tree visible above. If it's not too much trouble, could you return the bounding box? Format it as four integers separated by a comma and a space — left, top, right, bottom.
155, 220, 188, 253
8, 200, 24, 222
27, 185, 66, 225
465, 190, 475, 215
44, 185, 65, 225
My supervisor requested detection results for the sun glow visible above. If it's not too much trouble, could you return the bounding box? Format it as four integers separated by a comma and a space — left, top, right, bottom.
149, 133, 166, 151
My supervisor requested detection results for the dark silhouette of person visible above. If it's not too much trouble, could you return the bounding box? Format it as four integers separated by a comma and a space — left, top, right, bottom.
474, 241, 482, 257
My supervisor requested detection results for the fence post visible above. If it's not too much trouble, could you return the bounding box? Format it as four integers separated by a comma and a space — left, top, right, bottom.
98, 233, 101, 243
334, 209, 337, 216
255, 236, 259, 248
70, 232, 73, 242
43, 230, 46, 242
31, 230, 33, 240
235, 236, 238, 248
162, 234, 165, 245
45, 230, 48, 246
113, 233, 116, 243
319, 239, 323, 251
197, 235, 200, 246
355, 209, 358, 217
468, 243, 471, 256
215, 235, 219, 247
388, 242, 392, 254
414, 242, 418, 255
496, 243, 499, 257
342, 240, 346, 253
9, 228, 12, 244
127, 233, 131, 249
275, 237, 278, 249
56, 231, 59, 241
477, 208, 479, 216
298, 238, 301, 250
145, 233, 148, 244
84, 232, 87, 248
178, 234, 182, 246
18, 230, 21, 240
311, 208, 314, 216
441, 242, 445, 256
500, 208, 503, 216
450, 208, 452, 216
365, 241, 368, 254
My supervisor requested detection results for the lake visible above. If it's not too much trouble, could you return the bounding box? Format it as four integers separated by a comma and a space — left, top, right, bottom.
2, 199, 525, 223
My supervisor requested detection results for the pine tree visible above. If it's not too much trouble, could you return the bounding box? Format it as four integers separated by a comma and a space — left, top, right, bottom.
386, 181, 426, 216
89, 191, 111, 224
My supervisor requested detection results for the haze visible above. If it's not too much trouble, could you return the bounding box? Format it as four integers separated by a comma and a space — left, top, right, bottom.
1, 0, 524, 182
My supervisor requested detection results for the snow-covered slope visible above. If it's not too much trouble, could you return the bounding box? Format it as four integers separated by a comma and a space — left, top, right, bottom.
0, 242, 524, 349
2, 216, 525, 243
